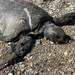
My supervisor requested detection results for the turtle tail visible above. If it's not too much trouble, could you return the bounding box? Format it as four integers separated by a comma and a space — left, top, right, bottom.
53, 12, 75, 26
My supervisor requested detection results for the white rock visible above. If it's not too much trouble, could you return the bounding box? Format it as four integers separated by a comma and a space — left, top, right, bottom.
8, 73, 13, 75
64, 51, 68, 55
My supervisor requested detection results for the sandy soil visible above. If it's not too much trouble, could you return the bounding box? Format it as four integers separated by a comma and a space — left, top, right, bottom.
0, 0, 75, 75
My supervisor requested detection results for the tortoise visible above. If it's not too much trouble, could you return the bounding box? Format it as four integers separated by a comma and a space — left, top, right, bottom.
0, 0, 75, 70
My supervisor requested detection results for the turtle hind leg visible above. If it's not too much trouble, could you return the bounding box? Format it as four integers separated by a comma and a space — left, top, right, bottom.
0, 35, 35, 70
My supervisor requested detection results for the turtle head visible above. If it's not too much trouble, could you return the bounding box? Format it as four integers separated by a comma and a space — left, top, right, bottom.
43, 22, 69, 44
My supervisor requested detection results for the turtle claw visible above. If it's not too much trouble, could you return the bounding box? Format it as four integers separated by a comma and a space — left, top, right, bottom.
0, 62, 8, 70
0, 47, 18, 70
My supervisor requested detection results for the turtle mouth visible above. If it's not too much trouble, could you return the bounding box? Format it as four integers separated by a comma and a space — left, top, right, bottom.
47, 35, 71, 44
55, 35, 71, 44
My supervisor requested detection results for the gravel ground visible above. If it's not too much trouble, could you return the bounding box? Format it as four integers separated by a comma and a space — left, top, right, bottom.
0, 0, 75, 75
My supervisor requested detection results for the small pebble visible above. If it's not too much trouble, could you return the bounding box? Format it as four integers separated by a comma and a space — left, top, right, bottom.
68, 59, 73, 62
17, 71, 21, 74
8, 73, 13, 75
64, 51, 68, 55
49, 41, 54, 45
73, 72, 75, 75
30, 62, 33, 67
36, 41, 40, 44
8, 43, 11, 45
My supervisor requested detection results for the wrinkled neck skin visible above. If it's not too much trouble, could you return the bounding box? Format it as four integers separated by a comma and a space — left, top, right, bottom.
38, 21, 57, 35
43, 21, 57, 27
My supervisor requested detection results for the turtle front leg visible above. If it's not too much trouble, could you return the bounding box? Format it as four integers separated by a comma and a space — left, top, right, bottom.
0, 35, 35, 70
15, 35, 35, 56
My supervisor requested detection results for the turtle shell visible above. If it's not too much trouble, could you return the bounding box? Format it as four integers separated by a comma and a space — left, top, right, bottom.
0, 0, 53, 41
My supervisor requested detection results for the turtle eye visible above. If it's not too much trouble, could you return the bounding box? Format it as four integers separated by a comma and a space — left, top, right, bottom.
56, 35, 60, 39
